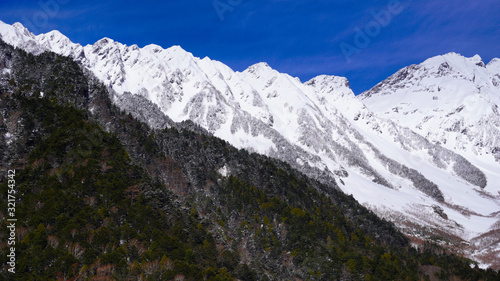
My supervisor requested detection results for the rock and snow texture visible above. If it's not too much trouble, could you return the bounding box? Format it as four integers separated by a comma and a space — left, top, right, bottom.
361, 53, 500, 163
1, 21, 499, 268
361, 53, 500, 267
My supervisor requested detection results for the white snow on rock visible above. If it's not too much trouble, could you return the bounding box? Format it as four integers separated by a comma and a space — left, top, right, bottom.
1, 20, 499, 268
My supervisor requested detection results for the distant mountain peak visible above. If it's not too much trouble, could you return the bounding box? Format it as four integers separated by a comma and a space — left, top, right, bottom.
241, 62, 281, 84
95, 37, 114, 46
307, 75, 350, 89
165, 44, 187, 53
488, 57, 500, 66
43, 29, 65, 38
421, 52, 487, 73
244, 62, 273, 73
362, 51, 500, 164
12, 22, 34, 37
471, 53, 484, 63
487, 57, 500, 75
0, 20, 45, 54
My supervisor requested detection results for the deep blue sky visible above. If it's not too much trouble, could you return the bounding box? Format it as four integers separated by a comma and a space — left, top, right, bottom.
1, 0, 498, 94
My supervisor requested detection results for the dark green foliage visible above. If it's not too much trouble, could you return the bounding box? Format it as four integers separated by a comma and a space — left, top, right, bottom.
0, 97, 228, 280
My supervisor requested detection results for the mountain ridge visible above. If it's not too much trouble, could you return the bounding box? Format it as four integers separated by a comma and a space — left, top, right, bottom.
4, 36, 489, 280
1, 20, 499, 269
361, 51, 500, 163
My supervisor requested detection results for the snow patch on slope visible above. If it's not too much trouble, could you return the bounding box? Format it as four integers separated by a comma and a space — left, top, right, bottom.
1, 21, 499, 268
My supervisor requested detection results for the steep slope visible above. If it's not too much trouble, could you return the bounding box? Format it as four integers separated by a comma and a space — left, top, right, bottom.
1, 20, 499, 268
361, 53, 500, 162
361, 52, 500, 268
4, 36, 499, 280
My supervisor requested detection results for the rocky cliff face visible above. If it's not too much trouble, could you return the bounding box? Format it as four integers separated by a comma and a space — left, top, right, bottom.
361, 52, 500, 267
361, 53, 500, 162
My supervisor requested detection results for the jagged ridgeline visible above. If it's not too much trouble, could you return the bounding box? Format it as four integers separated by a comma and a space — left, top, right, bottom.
0, 40, 497, 280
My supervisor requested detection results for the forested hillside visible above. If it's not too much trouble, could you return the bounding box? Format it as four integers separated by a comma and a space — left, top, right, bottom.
0, 40, 498, 280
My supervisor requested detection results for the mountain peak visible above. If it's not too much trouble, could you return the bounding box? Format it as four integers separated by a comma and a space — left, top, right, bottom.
11, 22, 24, 29
44, 29, 65, 38
0, 20, 45, 54
12, 22, 27, 31
361, 53, 492, 100
471, 54, 483, 63
165, 45, 186, 52
95, 37, 115, 45
307, 75, 350, 89
143, 43, 165, 53
440, 52, 481, 61
361, 50, 500, 166
306, 75, 356, 103
422, 52, 486, 70
39, 30, 72, 45
243, 62, 276, 76
255, 62, 270, 68
487, 58, 500, 75
247, 62, 272, 70
163, 45, 194, 58
488, 57, 500, 65
11, 22, 34, 38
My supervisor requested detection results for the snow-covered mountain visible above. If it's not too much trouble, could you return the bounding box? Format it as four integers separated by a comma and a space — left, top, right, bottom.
1, 21, 499, 268
361, 53, 500, 163
360, 53, 500, 266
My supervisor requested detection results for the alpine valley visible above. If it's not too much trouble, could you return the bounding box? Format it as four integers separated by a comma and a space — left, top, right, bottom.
0, 20, 499, 279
